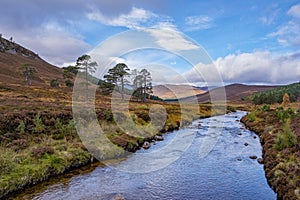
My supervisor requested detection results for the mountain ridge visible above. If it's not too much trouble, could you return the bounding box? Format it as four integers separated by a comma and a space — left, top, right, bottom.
179, 83, 279, 103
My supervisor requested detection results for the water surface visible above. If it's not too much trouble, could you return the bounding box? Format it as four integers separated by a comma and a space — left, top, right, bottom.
14, 111, 276, 200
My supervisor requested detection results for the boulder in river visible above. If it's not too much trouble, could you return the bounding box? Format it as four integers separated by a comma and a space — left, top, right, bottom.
249, 155, 257, 159
257, 158, 264, 164
197, 123, 201, 128
113, 194, 125, 200
142, 141, 151, 149
244, 142, 249, 146
154, 135, 164, 141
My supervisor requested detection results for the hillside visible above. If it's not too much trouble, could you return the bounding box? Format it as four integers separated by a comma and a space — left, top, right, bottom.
0, 37, 72, 115
152, 84, 206, 100
180, 83, 278, 103
248, 82, 300, 104
0, 37, 63, 87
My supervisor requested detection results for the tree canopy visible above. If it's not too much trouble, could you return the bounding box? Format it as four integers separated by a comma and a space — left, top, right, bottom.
248, 82, 300, 105
104, 63, 130, 101
102, 64, 154, 102
76, 54, 98, 101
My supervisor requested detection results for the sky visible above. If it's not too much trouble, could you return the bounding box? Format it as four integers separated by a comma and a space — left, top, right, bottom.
0, 0, 300, 85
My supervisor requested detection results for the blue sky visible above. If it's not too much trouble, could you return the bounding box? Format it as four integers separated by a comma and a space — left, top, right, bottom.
0, 0, 299, 85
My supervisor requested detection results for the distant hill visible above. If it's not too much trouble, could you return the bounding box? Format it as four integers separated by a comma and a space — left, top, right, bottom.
152, 84, 206, 100
180, 83, 278, 103
248, 82, 300, 104
0, 37, 63, 87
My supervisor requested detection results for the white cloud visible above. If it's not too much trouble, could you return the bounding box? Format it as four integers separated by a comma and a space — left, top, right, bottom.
269, 21, 300, 47
2, 23, 92, 66
288, 4, 300, 18
86, 7, 157, 29
268, 4, 300, 47
183, 51, 300, 84
259, 4, 280, 25
259, 16, 276, 25
144, 23, 199, 51
87, 7, 199, 52
185, 15, 213, 31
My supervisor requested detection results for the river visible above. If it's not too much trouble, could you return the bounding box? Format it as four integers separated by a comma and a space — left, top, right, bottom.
12, 111, 276, 200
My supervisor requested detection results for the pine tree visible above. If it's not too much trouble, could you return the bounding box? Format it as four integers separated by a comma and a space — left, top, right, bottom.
22, 63, 35, 85
76, 55, 97, 101
132, 69, 153, 102
104, 63, 129, 101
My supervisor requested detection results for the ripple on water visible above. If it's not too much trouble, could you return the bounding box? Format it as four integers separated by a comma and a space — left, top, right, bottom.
15, 111, 276, 200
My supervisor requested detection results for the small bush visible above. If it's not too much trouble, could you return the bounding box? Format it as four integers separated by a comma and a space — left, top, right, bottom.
248, 112, 256, 122
53, 119, 76, 140
16, 120, 26, 134
227, 106, 237, 112
276, 107, 291, 122
65, 79, 74, 87
50, 79, 59, 87
104, 109, 113, 122
274, 120, 297, 151
131, 114, 137, 123
262, 104, 270, 111
33, 114, 45, 133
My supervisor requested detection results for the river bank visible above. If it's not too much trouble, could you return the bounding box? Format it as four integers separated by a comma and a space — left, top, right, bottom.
0, 103, 227, 199
241, 105, 300, 200
6, 111, 275, 200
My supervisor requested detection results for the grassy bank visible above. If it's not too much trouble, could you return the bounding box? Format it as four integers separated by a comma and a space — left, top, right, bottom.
0, 97, 227, 198
241, 103, 300, 200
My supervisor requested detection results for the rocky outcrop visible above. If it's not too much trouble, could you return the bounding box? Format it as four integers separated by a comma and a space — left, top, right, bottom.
0, 37, 40, 59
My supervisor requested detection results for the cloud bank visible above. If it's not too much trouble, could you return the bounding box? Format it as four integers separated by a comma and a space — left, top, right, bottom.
183, 51, 300, 85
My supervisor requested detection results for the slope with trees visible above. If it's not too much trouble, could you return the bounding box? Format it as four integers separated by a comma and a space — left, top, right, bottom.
249, 82, 300, 105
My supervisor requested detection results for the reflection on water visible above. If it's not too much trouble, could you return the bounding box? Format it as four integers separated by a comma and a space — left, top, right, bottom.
12, 111, 276, 200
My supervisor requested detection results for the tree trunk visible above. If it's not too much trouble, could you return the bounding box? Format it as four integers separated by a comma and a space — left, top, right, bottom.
121, 76, 124, 101
85, 63, 88, 102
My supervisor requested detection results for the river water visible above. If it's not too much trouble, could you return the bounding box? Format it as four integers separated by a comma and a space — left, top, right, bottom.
13, 111, 276, 200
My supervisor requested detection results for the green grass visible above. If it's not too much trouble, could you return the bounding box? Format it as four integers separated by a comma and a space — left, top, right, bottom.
0, 142, 91, 198
247, 111, 257, 122
274, 120, 297, 151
